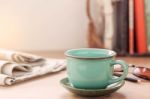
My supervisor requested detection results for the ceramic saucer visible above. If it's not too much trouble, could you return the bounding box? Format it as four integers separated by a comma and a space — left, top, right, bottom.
60, 78, 125, 97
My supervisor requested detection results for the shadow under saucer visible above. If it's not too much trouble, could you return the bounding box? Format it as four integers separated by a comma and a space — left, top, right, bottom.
60, 78, 125, 97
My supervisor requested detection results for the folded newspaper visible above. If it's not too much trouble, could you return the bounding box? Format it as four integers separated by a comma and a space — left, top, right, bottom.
0, 49, 66, 86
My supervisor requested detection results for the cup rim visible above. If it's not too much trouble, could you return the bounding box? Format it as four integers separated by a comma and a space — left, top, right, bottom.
65, 48, 116, 59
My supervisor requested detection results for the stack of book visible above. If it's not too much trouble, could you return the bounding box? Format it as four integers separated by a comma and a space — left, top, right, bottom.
113, 0, 150, 56
87, 0, 150, 56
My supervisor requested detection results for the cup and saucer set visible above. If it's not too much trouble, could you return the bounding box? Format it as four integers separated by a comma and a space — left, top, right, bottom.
60, 48, 128, 97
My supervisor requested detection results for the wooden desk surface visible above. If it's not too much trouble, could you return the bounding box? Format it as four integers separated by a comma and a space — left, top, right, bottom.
0, 51, 150, 99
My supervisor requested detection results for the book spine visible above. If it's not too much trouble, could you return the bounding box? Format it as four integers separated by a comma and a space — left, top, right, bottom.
134, 0, 147, 54
103, 0, 114, 49
120, 0, 129, 55
144, 0, 150, 52
129, 0, 134, 54
112, 0, 121, 54
113, 0, 129, 55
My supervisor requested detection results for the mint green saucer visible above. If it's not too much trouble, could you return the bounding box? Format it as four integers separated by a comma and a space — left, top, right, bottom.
60, 78, 125, 97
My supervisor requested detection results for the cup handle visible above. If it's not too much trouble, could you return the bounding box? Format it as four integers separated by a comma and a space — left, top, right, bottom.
109, 60, 128, 84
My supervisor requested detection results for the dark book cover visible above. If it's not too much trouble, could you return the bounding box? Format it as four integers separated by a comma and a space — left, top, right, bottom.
113, 0, 129, 55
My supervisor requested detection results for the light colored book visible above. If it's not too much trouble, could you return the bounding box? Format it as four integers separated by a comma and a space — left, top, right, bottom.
145, 0, 150, 52
103, 0, 114, 49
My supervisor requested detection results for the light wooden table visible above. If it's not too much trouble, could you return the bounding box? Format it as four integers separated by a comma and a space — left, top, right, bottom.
0, 51, 150, 99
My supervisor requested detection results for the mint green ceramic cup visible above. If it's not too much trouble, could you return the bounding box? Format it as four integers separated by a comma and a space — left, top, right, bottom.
65, 48, 128, 89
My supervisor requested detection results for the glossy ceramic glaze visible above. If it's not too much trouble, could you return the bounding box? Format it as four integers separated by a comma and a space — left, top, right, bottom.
65, 48, 128, 89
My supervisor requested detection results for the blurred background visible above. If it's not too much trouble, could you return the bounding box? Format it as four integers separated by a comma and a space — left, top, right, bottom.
0, 0, 149, 57
0, 0, 88, 51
